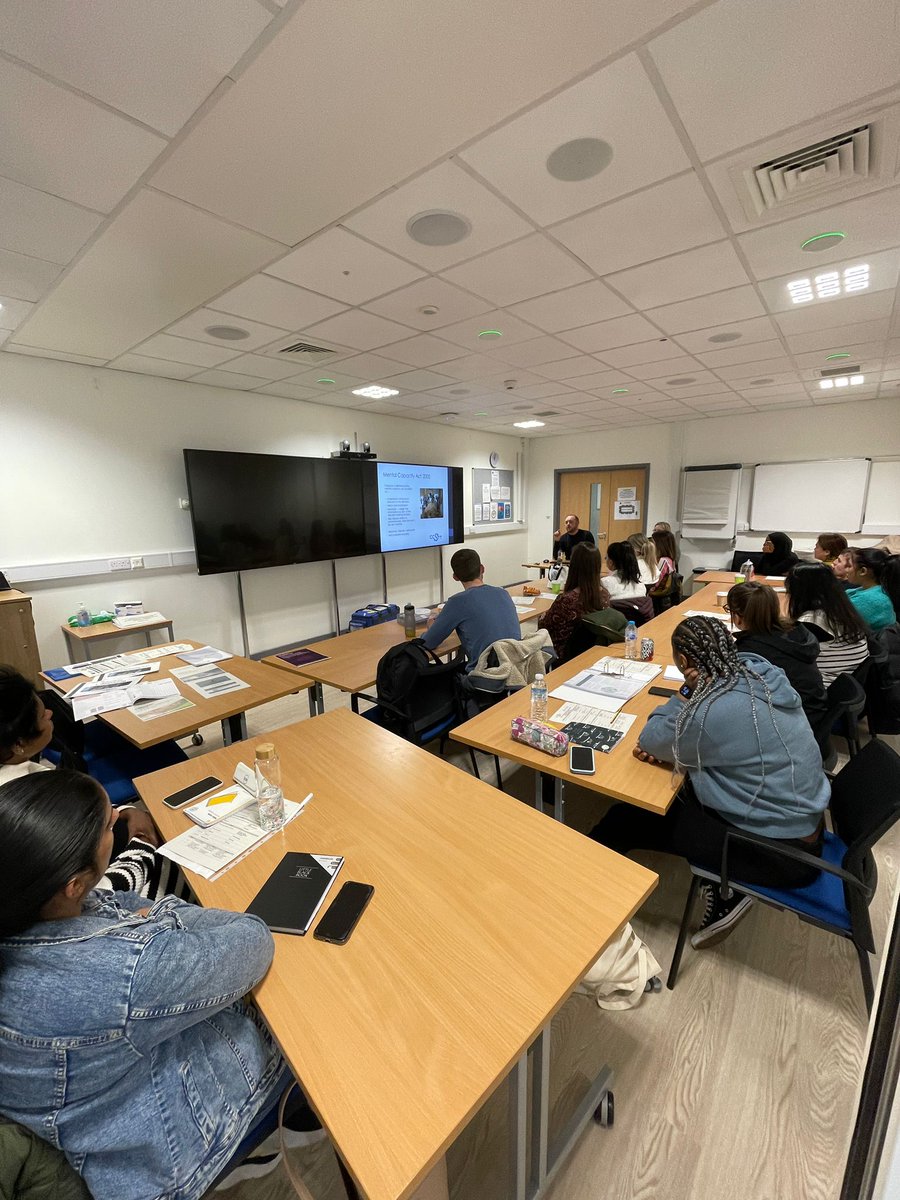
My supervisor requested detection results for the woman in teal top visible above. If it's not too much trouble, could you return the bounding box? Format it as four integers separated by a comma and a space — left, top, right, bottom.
846, 548, 895, 631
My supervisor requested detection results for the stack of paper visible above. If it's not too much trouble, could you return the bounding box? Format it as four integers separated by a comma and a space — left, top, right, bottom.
170, 664, 250, 699
549, 656, 662, 713
158, 799, 305, 880
111, 610, 167, 629
177, 646, 232, 666
66, 675, 183, 721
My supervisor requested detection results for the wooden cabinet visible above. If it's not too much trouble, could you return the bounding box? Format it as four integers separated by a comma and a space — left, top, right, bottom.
0, 590, 42, 687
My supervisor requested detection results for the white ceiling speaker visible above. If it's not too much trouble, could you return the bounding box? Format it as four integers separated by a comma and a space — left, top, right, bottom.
204, 324, 250, 340
546, 137, 614, 182
666, 376, 696, 385
406, 210, 471, 246
708, 331, 742, 343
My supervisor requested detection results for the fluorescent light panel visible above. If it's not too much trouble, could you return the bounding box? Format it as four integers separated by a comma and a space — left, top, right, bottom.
352, 385, 399, 399
787, 264, 869, 304
819, 375, 864, 389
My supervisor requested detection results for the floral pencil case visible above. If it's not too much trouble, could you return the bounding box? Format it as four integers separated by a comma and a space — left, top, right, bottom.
510, 716, 569, 757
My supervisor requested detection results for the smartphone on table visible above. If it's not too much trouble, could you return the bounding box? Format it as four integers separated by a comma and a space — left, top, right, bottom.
163, 776, 222, 809
569, 744, 596, 776
313, 882, 374, 944
648, 686, 677, 698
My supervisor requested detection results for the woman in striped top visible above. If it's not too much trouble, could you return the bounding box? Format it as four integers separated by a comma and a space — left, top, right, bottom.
785, 563, 870, 685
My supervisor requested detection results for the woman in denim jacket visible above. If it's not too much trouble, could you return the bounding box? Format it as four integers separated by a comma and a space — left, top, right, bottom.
0, 770, 291, 1200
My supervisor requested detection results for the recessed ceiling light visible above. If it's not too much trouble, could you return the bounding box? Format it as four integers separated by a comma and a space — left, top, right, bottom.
475, 410, 488, 415
787, 263, 869, 304
666, 377, 696, 386
546, 137, 614, 182
611, 387, 629, 394
825, 353, 850, 361
850, 375, 865, 385
835, 377, 849, 387
477, 329, 502, 339
352, 385, 399, 399
316, 377, 336, 384
708, 331, 742, 343
204, 324, 250, 341
406, 210, 471, 246
819, 379, 835, 390
439, 411, 457, 418
800, 231, 846, 252
513, 419, 545, 429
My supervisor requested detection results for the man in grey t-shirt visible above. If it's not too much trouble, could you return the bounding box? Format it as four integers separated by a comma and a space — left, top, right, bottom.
422, 548, 520, 670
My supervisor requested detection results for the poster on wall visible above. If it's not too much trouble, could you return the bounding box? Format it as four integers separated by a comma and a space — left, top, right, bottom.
472, 468, 515, 526
614, 499, 640, 520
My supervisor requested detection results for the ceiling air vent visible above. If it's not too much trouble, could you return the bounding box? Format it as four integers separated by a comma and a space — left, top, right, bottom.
278, 341, 337, 356
821, 364, 860, 377
533, 410, 561, 417
743, 125, 871, 216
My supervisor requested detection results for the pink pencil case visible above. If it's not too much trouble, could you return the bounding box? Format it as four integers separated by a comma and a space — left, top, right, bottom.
510, 716, 569, 757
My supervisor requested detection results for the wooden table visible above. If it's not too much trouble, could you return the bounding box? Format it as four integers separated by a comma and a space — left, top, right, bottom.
693, 570, 785, 586
44, 640, 310, 749
136, 710, 656, 1200
264, 585, 553, 715
61, 613, 176, 660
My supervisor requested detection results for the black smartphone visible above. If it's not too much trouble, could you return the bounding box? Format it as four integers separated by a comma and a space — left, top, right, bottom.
162, 776, 222, 809
569, 744, 596, 775
313, 882, 374, 945
648, 686, 677, 697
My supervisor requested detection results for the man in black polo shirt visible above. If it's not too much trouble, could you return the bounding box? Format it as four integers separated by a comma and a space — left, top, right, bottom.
552, 513, 595, 560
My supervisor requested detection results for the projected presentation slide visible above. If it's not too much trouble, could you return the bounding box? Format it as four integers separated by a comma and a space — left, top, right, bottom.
377, 462, 450, 552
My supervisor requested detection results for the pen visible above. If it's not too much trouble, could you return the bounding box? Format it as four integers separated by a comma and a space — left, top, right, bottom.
296, 792, 313, 814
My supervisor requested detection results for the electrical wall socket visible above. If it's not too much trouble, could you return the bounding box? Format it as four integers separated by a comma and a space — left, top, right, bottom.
130, 556, 144, 569
108, 558, 131, 571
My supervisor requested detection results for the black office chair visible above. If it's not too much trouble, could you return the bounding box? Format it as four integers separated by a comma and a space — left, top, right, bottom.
609, 596, 654, 627
667, 739, 900, 1013
826, 673, 867, 758
863, 628, 900, 736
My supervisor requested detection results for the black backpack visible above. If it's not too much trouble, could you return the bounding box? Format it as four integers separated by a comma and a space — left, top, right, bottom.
373, 639, 464, 739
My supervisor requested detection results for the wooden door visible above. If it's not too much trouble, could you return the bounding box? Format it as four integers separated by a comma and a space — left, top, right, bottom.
555, 465, 649, 561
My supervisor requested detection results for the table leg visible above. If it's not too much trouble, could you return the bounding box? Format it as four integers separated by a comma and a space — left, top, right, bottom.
222, 712, 248, 745
529, 1027, 550, 1195
508, 1051, 528, 1200
533, 773, 544, 812
350, 692, 360, 715
308, 683, 323, 718
553, 777, 565, 825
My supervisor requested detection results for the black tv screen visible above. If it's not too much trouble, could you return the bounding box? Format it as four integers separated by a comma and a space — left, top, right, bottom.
184, 449, 380, 575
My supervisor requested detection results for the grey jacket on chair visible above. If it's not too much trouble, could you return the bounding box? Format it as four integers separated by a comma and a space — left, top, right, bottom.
467, 628, 555, 694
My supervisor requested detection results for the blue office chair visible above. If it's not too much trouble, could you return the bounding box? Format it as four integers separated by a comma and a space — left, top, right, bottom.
666, 740, 900, 1013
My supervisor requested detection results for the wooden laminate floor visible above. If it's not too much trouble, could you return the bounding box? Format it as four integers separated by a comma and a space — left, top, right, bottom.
191, 686, 900, 1200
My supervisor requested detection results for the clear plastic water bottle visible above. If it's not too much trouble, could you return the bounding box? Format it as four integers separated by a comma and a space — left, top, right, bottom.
254, 743, 285, 832
624, 620, 638, 660
403, 602, 417, 640
530, 673, 548, 722
76, 602, 91, 628
740, 558, 755, 581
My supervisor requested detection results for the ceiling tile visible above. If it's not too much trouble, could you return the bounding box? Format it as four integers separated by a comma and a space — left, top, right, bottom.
598, 339, 686, 369
190, 368, 269, 390
644, 378, 732, 397
209, 274, 346, 329
552, 172, 726, 275
256, 381, 335, 401
363, 277, 491, 329
212, 353, 309, 381
5, 344, 107, 365
386, 367, 471, 392
458, 53, 690, 225
674, 315, 780, 353
442, 234, 592, 306
646, 286, 767, 334
758, 247, 900, 315
607, 240, 751, 309
484, 335, 583, 368
0, 175, 102, 263
429, 354, 506, 380
696, 339, 787, 368
438, 310, 541, 350
12, 190, 285, 359
791, 341, 884, 371
784, 320, 892, 353
560, 369, 637, 391
275, 367, 366, 391
378, 333, 465, 367
735, 382, 809, 400
135, 333, 243, 367
772, 288, 896, 336
627, 357, 708, 382
737, 187, 900, 281
532, 354, 603, 381
512, 381, 583, 400
299, 309, 415, 352
649, 0, 900, 160
335, 352, 411, 379
0, 249, 61, 302
0, 296, 34, 331
0, 58, 166, 213
0, 0, 272, 136
345, 161, 532, 271
559, 312, 661, 353
687, 396, 751, 411
508, 280, 631, 332
108, 353, 198, 379
714, 356, 796, 381
265, 227, 423, 305
166, 307, 289, 352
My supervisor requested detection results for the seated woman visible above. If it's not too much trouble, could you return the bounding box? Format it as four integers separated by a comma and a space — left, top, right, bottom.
726, 581, 827, 736
785, 563, 870, 686
846, 548, 896, 631
813, 532, 848, 566
870, 556, 900, 723
649, 529, 679, 609
0, 666, 165, 899
627, 533, 659, 587
757, 531, 799, 576
538, 543, 621, 658
0, 771, 298, 1200
591, 616, 829, 949
602, 541, 646, 600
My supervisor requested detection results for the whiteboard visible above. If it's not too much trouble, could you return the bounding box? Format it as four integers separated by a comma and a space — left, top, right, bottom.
863, 460, 900, 534
750, 458, 870, 533
680, 465, 741, 540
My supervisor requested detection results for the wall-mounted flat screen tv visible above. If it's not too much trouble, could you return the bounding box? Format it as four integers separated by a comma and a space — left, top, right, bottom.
183, 449, 380, 575
375, 462, 464, 553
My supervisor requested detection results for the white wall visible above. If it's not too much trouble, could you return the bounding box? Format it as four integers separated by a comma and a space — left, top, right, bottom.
0, 355, 527, 667
525, 397, 900, 578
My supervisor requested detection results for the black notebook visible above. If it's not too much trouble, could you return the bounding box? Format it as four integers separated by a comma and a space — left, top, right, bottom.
246, 853, 344, 935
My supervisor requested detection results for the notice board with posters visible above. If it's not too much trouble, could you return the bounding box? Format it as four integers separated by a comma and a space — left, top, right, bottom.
471, 468, 515, 527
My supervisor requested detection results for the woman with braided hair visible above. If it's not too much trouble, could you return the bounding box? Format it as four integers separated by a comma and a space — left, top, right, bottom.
590, 615, 829, 949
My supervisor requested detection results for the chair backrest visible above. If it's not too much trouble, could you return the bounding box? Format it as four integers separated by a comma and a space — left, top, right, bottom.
825, 672, 867, 718
375, 640, 464, 738
609, 596, 654, 627
829, 740, 900, 888
864, 626, 900, 734
729, 550, 766, 572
